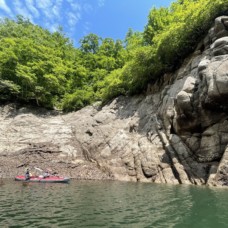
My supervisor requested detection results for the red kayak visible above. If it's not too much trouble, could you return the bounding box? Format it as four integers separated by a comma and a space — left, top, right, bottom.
15, 175, 70, 183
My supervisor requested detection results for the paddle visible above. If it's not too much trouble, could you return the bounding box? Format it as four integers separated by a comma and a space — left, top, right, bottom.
34, 167, 43, 172
34, 167, 55, 177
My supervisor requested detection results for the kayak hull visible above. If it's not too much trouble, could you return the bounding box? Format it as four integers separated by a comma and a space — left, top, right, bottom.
15, 175, 70, 183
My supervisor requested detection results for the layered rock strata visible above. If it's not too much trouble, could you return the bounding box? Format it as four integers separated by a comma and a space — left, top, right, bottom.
1, 16, 228, 187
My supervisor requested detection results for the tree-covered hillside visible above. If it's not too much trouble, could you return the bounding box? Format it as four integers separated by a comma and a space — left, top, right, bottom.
0, 0, 227, 111
0, 16, 127, 111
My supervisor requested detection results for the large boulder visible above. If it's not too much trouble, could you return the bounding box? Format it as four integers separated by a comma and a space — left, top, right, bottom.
1, 16, 228, 187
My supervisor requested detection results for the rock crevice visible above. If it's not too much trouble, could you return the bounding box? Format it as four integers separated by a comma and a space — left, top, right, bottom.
1, 16, 228, 186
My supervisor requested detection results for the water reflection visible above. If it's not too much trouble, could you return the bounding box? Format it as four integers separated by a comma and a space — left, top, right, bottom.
0, 180, 227, 227
175, 186, 228, 228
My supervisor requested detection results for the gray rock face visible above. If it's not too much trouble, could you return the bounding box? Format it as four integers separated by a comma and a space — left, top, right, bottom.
1, 16, 228, 187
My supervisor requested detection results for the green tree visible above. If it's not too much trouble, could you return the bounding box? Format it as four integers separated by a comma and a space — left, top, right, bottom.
79, 33, 101, 54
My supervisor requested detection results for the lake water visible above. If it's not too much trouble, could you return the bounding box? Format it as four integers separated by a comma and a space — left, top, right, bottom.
0, 179, 228, 227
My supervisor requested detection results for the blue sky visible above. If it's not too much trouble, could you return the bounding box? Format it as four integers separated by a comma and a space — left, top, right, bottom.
0, 0, 173, 46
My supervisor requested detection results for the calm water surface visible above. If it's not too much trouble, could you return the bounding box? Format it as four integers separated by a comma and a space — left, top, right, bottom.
0, 179, 228, 227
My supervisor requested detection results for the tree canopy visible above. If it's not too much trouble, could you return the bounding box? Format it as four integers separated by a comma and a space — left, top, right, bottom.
0, 0, 227, 111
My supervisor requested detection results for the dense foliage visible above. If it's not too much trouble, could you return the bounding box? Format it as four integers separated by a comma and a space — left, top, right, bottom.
0, 0, 228, 111
0, 16, 127, 110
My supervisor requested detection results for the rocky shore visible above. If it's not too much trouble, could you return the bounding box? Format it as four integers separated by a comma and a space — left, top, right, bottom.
1, 16, 228, 187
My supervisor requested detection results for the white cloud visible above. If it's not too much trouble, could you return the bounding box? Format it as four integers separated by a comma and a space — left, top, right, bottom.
35, 0, 53, 10
70, 2, 81, 11
52, 0, 62, 18
98, 0, 105, 7
45, 21, 59, 32
67, 11, 81, 27
0, 0, 103, 46
0, 0, 12, 15
25, 0, 40, 18
13, 0, 34, 22
34, 1, 52, 19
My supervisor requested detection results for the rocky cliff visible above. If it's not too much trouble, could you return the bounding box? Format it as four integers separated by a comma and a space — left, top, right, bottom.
1, 16, 228, 187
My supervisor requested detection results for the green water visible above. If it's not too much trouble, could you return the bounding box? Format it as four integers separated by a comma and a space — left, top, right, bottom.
0, 180, 227, 228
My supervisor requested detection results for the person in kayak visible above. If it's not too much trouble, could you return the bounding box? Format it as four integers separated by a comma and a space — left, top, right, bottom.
25, 168, 30, 180
43, 169, 50, 178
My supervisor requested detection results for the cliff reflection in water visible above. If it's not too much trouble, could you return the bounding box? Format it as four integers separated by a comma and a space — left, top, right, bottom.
0, 180, 227, 227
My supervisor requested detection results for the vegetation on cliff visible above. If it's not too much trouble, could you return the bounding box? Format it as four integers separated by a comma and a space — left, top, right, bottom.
0, 0, 227, 111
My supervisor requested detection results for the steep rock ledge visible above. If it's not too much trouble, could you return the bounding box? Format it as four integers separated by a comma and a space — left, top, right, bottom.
1, 16, 228, 186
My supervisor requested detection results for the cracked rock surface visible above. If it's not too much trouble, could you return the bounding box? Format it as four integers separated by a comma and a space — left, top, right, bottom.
1, 16, 228, 187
